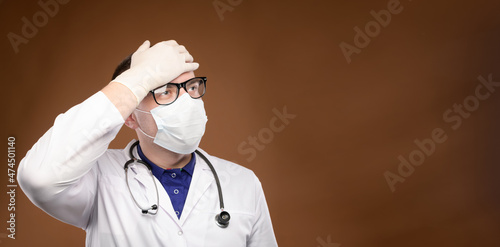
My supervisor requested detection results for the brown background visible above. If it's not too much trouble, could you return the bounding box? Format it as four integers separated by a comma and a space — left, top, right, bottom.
2, 0, 500, 246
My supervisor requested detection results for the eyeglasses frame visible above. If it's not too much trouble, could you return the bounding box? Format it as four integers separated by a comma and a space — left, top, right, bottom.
150, 77, 207, 105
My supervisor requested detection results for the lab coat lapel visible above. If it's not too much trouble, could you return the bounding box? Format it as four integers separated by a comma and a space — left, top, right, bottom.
179, 153, 214, 226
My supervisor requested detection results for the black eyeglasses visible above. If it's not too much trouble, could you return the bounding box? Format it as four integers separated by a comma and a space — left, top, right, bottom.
150, 77, 207, 105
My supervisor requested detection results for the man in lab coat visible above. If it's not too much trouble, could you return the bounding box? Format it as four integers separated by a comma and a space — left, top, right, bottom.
18, 40, 278, 246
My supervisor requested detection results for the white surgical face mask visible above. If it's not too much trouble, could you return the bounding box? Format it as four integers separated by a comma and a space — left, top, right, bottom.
136, 93, 208, 154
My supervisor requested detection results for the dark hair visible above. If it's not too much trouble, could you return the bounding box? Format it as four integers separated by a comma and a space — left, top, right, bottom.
111, 53, 132, 80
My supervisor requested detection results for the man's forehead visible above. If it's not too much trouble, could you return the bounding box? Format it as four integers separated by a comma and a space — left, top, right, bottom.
170, 72, 195, 84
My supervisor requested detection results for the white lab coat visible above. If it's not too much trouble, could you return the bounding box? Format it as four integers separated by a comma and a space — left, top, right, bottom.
18, 92, 278, 247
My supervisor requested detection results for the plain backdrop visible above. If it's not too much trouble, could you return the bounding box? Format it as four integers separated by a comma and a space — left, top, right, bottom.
1, 0, 500, 246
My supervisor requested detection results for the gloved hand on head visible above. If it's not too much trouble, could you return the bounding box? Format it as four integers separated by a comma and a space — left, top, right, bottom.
112, 40, 200, 105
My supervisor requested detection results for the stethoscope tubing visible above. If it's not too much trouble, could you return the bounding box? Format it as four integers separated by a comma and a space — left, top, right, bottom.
123, 141, 230, 228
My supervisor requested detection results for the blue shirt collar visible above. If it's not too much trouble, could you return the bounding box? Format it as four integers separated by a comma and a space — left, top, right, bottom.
137, 144, 196, 178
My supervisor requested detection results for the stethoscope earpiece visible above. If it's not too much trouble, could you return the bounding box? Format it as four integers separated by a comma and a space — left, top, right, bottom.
141, 204, 158, 214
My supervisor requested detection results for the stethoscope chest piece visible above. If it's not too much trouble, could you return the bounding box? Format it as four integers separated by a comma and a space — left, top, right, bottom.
215, 211, 230, 228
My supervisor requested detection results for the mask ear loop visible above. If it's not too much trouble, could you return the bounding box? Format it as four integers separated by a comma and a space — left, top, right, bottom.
135, 108, 152, 114
137, 127, 155, 139
133, 109, 157, 140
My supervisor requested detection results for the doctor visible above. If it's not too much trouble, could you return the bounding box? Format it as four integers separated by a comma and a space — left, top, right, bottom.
18, 40, 278, 247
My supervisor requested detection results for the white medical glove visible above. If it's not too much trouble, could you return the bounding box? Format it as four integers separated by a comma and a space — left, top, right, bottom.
112, 40, 200, 105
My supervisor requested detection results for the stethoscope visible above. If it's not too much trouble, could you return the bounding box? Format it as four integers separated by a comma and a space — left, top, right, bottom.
123, 141, 231, 228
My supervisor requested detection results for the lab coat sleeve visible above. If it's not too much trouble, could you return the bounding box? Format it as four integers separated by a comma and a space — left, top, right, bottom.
247, 176, 279, 247
18, 91, 125, 229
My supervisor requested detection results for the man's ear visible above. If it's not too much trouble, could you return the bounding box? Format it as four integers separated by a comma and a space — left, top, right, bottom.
124, 113, 139, 129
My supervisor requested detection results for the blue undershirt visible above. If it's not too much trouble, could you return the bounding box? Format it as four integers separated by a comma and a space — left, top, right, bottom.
137, 144, 195, 219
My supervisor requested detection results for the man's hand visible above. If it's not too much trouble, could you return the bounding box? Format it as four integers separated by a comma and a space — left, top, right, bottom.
112, 40, 200, 105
